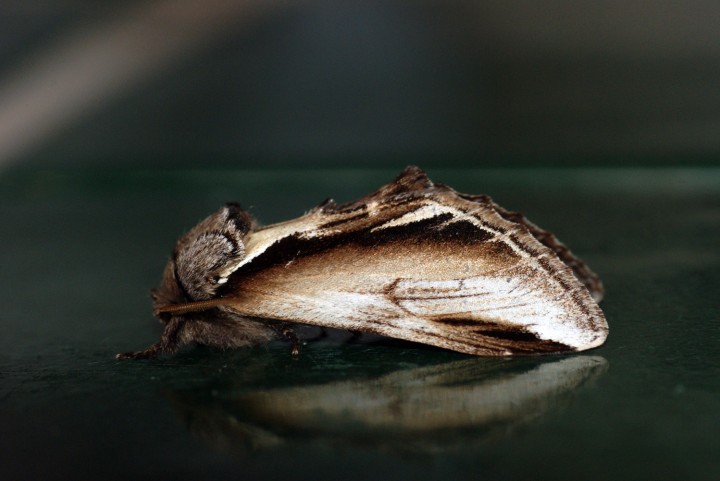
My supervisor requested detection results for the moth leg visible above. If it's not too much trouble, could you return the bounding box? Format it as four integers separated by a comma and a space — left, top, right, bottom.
115, 342, 161, 360
269, 322, 300, 356
283, 328, 300, 356
116, 317, 186, 360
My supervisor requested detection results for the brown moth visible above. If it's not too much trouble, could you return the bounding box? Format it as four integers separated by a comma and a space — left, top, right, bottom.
117, 166, 608, 359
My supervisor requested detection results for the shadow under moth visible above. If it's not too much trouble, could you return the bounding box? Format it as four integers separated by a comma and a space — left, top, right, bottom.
117, 166, 608, 359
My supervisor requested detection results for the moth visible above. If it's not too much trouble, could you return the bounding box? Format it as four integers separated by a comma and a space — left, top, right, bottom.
117, 166, 608, 359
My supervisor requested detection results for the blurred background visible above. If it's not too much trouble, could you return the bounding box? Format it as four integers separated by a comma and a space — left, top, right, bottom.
1, 0, 720, 172
2, 4, 720, 480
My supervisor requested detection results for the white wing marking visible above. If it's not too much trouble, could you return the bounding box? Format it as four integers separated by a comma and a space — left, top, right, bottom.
391, 276, 599, 350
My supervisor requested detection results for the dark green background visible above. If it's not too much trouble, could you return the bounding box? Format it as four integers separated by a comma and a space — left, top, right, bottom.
3, 2, 720, 170
1, 168, 718, 480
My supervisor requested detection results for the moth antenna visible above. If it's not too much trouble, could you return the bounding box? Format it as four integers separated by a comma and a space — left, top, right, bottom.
154, 298, 234, 316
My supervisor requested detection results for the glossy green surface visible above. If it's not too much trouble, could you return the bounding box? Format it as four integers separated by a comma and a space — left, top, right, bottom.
1, 167, 718, 480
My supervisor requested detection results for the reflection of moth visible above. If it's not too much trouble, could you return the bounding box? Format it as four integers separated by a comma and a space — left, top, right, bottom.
169, 355, 608, 453
117, 166, 608, 359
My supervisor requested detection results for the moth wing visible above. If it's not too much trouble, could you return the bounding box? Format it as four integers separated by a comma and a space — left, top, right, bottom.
218, 231, 607, 356
184, 167, 608, 356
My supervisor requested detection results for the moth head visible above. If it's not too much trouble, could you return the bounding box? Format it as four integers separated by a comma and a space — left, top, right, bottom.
166, 203, 254, 303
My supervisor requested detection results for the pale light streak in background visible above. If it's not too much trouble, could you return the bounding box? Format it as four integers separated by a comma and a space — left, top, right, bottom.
0, 0, 285, 170
2, 1, 720, 170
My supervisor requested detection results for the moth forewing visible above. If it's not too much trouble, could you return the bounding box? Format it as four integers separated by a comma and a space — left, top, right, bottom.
211, 240, 605, 356
118, 166, 608, 359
